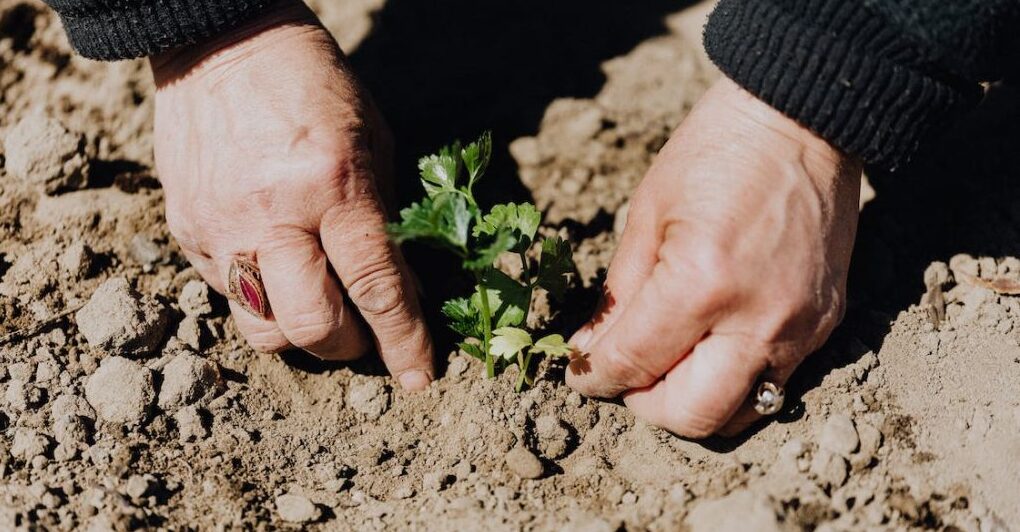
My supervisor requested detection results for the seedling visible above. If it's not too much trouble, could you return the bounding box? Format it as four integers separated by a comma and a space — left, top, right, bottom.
388, 132, 576, 391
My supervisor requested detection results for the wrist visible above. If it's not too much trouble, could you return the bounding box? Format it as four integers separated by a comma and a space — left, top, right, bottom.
149, 0, 319, 87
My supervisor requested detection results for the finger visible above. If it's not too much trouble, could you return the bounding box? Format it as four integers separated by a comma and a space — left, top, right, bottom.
566, 256, 714, 398
258, 228, 371, 361
622, 334, 769, 438
717, 362, 797, 437
178, 248, 226, 294
569, 200, 658, 350
320, 198, 434, 390
226, 298, 292, 354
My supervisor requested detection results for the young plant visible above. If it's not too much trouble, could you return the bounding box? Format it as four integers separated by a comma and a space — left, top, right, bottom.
388, 132, 576, 391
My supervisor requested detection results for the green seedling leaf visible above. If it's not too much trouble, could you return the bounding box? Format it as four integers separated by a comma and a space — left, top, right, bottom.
472, 269, 530, 329
418, 153, 459, 194
388, 192, 473, 252
442, 297, 482, 338
537, 236, 575, 300
531, 334, 573, 357
461, 131, 492, 188
458, 342, 486, 361
490, 327, 532, 361
473, 203, 541, 252
463, 228, 516, 271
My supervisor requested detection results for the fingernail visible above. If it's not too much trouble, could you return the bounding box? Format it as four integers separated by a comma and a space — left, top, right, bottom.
398, 370, 431, 391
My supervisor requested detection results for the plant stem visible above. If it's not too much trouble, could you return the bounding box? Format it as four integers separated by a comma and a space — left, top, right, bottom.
475, 273, 495, 378
514, 351, 534, 392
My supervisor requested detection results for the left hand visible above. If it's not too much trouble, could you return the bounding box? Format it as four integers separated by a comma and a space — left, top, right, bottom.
565, 78, 863, 437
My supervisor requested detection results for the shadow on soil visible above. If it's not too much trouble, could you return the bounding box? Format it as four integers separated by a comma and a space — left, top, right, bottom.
345, 0, 694, 371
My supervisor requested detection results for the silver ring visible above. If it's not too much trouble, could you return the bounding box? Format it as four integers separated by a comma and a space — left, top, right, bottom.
753, 381, 785, 416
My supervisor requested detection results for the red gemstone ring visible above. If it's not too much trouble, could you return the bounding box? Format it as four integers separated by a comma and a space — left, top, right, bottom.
227, 257, 270, 319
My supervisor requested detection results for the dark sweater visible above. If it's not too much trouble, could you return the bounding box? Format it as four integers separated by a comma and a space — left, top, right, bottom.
43, 0, 1020, 169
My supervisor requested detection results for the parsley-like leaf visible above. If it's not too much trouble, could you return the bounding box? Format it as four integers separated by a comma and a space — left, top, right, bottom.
463, 229, 516, 271
418, 140, 462, 195
442, 297, 481, 338
472, 269, 530, 329
461, 131, 492, 189
531, 334, 573, 357
458, 342, 486, 361
388, 193, 473, 253
490, 327, 532, 361
473, 203, 541, 253
537, 236, 575, 301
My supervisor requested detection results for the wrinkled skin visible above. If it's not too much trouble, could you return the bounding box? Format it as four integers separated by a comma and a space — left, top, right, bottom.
566, 78, 863, 437
150, 1, 433, 390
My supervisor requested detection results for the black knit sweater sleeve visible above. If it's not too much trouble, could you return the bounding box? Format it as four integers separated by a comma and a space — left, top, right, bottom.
42, 0, 273, 61
703, 0, 1020, 168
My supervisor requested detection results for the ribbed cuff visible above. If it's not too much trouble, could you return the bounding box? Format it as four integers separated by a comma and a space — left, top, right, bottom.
703, 0, 981, 169
46, 0, 272, 61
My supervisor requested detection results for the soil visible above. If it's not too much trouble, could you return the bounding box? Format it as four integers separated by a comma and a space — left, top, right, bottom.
1, 0, 1018, 530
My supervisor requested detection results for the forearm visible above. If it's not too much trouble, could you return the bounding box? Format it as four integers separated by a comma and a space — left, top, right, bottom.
42, 0, 277, 61
703, 0, 1020, 169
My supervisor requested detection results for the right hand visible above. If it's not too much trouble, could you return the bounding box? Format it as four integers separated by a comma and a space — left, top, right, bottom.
149, 1, 434, 390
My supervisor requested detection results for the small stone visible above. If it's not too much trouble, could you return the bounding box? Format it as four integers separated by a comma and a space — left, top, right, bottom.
534, 415, 572, 459
84, 356, 156, 426
124, 475, 155, 499
10, 428, 51, 461
810, 449, 849, 488
505, 447, 543, 479
347, 380, 390, 420
923, 262, 951, 288
179, 280, 212, 317
2, 110, 89, 194
129, 235, 165, 267
5, 379, 45, 411
157, 352, 222, 411
59, 242, 95, 279
819, 414, 859, 458
275, 493, 320, 523
53, 414, 90, 448
851, 423, 883, 472
175, 316, 204, 350
35, 360, 59, 382
949, 254, 980, 280
173, 406, 209, 442
391, 484, 415, 500
75, 277, 169, 357
686, 490, 782, 532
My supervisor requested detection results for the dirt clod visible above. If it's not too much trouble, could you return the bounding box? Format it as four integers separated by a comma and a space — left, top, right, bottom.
84, 356, 155, 426
347, 379, 390, 420
75, 277, 169, 357
819, 414, 860, 458
505, 446, 544, 479
275, 493, 320, 523
2, 109, 90, 194
179, 280, 212, 317
157, 352, 223, 412
686, 490, 782, 532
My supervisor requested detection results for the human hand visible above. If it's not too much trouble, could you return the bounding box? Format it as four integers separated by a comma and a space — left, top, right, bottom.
149, 1, 433, 390
566, 78, 862, 436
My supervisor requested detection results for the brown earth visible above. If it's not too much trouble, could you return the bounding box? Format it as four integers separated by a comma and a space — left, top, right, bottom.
1, 0, 1018, 530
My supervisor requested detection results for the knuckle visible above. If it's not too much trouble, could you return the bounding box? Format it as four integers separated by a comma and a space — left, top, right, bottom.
282, 313, 337, 349
244, 329, 290, 353
348, 262, 407, 318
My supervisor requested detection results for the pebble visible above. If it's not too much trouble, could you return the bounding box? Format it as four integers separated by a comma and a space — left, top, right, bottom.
685, 489, 782, 532
851, 422, 883, 472
2, 110, 89, 194
178, 280, 212, 317
157, 352, 222, 411
347, 380, 390, 420
11, 428, 51, 461
59, 242, 95, 279
124, 475, 155, 499
275, 493, 320, 523
176, 316, 204, 350
810, 449, 849, 488
505, 447, 544, 479
534, 415, 571, 459
75, 277, 169, 357
84, 356, 156, 426
173, 406, 209, 442
819, 414, 859, 458
129, 235, 166, 268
